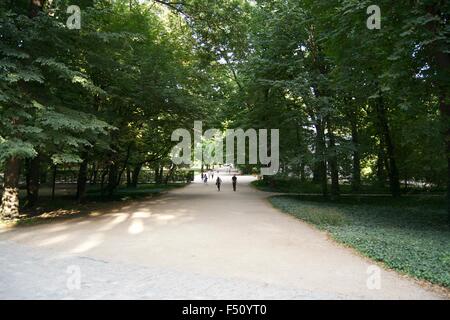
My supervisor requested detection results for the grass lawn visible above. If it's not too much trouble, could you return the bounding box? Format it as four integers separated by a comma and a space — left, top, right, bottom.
269, 194, 450, 288
251, 179, 445, 195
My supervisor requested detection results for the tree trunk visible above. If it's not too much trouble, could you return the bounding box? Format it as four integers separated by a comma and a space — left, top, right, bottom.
327, 117, 340, 198
295, 125, 304, 179
106, 163, 118, 196
375, 95, 400, 197
0, 157, 21, 220
314, 121, 328, 196
164, 164, 175, 184
424, 0, 450, 222
89, 162, 98, 185
126, 167, 132, 187
76, 157, 89, 202
51, 165, 57, 200
26, 154, 41, 208
116, 144, 132, 188
300, 162, 306, 182
312, 162, 321, 183
40, 165, 47, 184
439, 98, 450, 222
376, 148, 386, 187
131, 164, 142, 188
159, 166, 164, 184
155, 165, 164, 184
350, 115, 361, 192
100, 169, 108, 195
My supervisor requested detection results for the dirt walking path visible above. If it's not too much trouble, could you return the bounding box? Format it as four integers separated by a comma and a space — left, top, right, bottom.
0, 174, 446, 299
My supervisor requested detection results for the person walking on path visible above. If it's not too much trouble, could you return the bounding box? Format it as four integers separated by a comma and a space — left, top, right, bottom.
232, 175, 237, 192
204, 176, 208, 184
216, 177, 222, 191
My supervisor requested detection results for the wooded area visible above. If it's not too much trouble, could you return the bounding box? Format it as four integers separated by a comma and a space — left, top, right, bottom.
0, 0, 449, 221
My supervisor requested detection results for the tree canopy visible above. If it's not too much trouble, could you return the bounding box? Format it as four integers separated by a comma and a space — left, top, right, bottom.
0, 0, 449, 220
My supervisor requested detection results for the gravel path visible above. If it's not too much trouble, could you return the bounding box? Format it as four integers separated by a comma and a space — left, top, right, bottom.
0, 175, 446, 299
0, 240, 342, 300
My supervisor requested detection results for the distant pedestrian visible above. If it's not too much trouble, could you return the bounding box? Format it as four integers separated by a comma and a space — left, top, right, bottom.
212, 172, 214, 179
204, 176, 208, 184
232, 175, 237, 192
216, 177, 222, 191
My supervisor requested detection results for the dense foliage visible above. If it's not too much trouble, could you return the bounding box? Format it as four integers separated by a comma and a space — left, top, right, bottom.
223, 0, 449, 218
0, 0, 221, 217
0, 0, 449, 221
